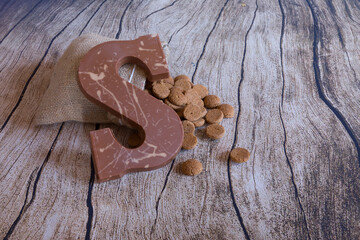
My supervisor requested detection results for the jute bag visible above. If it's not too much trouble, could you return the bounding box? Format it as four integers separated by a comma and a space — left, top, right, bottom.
35, 33, 168, 125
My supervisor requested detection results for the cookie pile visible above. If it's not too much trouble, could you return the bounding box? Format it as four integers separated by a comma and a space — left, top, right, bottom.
147, 75, 235, 150
145, 74, 248, 176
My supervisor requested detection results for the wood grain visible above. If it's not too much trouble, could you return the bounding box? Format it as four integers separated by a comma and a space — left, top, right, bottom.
0, 0, 359, 239
0, 0, 106, 238
283, 2, 360, 239
0, 0, 42, 41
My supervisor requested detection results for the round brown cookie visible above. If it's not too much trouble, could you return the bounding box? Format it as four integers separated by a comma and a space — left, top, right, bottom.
192, 118, 205, 127
163, 76, 174, 85
183, 104, 202, 121
205, 124, 225, 139
182, 133, 197, 150
182, 120, 195, 134
174, 78, 192, 91
192, 84, 209, 99
152, 82, 170, 99
204, 95, 221, 108
174, 75, 190, 82
164, 98, 184, 110
190, 97, 204, 108
154, 78, 174, 88
205, 109, 224, 124
163, 82, 173, 89
230, 148, 250, 163
168, 87, 187, 106
185, 88, 201, 100
217, 104, 235, 118
128, 132, 143, 148
181, 159, 203, 176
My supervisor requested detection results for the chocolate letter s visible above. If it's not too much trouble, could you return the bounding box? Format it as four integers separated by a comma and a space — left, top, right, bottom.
78, 34, 183, 182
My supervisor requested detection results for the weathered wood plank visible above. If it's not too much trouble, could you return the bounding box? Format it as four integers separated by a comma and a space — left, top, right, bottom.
298, 0, 360, 238
307, 0, 360, 148
8, 123, 94, 240
219, 0, 311, 239
279, 0, 360, 239
0, 0, 97, 128
0, 0, 109, 238
0, 0, 42, 41
0, 0, 359, 239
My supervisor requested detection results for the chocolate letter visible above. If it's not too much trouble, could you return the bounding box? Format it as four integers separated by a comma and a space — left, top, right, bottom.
78, 34, 183, 182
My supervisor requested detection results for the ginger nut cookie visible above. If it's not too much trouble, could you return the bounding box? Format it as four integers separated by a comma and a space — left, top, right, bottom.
162, 76, 174, 85
168, 87, 187, 106
192, 118, 205, 127
164, 98, 184, 110
183, 104, 202, 121
182, 133, 198, 150
230, 148, 250, 163
217, 104, 235, 118
174, 75, 190, 82
199, 107, 207, 118
191, 97, 204, 107
182, 120, 195, 134
192, 84, 209, 99
152, 82, 170, 99
185, 88, 201, 100
205, 124, 225, 139
204, 95, 221, 108
174, 78, 192, 91
181, 159, 203, 176
205, 109, 224, 124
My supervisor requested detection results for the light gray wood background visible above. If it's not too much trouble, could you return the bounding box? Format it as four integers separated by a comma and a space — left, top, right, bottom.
1, 0, 359, 239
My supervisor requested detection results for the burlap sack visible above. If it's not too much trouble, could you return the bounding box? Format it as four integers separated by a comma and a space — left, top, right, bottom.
35, 33, 169, 125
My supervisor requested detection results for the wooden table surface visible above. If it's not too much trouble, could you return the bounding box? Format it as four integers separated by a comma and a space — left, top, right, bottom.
1, 0, 360, 239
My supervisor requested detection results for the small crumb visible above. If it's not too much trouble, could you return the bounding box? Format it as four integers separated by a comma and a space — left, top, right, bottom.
181, 159, 203, 176
230, 148, 250, 163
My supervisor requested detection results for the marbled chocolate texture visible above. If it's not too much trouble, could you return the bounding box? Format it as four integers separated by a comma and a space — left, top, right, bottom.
78, 34, 183, 182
